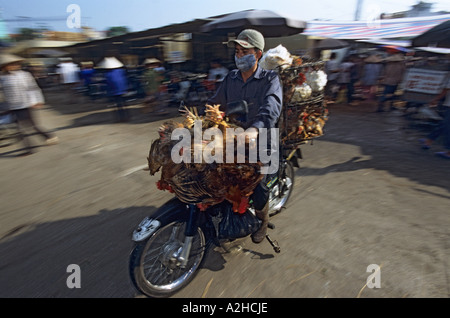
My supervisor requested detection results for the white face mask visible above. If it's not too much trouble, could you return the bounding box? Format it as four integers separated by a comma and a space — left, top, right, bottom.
235, 54, 256, 72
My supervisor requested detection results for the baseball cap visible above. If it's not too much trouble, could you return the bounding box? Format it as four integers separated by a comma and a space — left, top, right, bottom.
228, 29, 265, 51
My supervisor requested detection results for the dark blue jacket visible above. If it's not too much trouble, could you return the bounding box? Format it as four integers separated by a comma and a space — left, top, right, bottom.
105, 68, 128, 96
80, 68, 95, 86
207, 65, 282, 129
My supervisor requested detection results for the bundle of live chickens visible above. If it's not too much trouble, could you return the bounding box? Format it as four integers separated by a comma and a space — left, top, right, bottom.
147, 105, 263, 214
261, 45, 329, 146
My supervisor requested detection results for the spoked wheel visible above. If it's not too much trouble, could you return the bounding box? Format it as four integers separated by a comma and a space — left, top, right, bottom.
129, 220, 206, 298
268, 161, 295, 215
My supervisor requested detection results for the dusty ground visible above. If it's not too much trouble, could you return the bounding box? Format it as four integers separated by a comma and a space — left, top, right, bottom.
0, 87, 448, 299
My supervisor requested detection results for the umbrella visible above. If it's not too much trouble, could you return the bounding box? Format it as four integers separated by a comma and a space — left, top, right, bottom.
200, 9, 307, 37
411, 20, 450, 48
315, 38, 349, 50
378, 45, 410, 53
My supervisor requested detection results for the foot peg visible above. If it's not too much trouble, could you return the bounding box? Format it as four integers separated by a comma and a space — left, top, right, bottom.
265, 234, 280, 253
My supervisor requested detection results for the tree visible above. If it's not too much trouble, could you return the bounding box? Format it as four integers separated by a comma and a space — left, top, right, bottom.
16, 28, 38, 41
106, 26, 130, 37
14, 27, 50, 42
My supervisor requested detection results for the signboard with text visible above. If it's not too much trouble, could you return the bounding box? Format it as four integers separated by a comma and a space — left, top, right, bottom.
402, 68, 448, 103
403, 68, 448, 95
168, 51, 186, 63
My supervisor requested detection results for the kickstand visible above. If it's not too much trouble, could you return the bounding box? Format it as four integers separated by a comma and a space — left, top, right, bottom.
265, 234, 281, 253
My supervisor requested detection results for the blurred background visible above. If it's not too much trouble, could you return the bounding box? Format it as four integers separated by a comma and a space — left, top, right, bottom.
0, 0, 449, 299
0, 0, 448, 108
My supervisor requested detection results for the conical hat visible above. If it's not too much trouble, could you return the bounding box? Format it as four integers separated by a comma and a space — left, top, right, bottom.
384, 54, 404, 62
97, 57, 124, 69
144, 58, 161, 65
0, 54, 25, 68
364, 55, 382, 63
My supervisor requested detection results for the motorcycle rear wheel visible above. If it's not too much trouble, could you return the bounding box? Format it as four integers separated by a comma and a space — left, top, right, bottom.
269, 161, 295, 215
129, 220, 206, 298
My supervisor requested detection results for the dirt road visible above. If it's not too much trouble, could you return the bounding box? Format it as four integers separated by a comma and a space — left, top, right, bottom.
0, 90, 448, 298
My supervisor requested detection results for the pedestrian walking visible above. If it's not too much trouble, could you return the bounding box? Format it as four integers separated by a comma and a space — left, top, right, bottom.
377, 53, 406, 112
324, 52, 340, 103
419, 76, 450, 159
336, 56, 354, 104
57, 57, 80, 104
79, 61, 95, 100
0, 54, 58, 156
208, 58, 229, 90
361, 54, 383, 101
98, 57, 131, 122
141, 58, 168, 114
347, 54, 361, 106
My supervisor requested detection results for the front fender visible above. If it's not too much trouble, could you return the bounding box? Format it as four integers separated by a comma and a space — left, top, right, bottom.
132, 197, 189, 242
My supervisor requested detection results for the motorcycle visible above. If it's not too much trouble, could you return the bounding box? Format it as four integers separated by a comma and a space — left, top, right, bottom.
128, 101, 302, 298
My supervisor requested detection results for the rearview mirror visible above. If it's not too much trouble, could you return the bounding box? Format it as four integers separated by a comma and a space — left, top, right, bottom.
226, 100, 248, 117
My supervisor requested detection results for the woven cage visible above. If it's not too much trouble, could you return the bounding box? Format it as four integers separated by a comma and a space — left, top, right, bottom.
278, 58, 328, 147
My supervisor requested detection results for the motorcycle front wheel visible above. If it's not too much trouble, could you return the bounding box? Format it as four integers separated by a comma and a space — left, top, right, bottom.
129, 220, 206, 298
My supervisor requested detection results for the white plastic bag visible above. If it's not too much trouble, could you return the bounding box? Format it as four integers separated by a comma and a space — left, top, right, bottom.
305, 70, 328, 92
260, 45, 293, 70
290, 83, 312, 103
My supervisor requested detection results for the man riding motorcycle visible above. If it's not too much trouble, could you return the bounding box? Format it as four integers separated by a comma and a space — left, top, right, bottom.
206, 29, 283, 243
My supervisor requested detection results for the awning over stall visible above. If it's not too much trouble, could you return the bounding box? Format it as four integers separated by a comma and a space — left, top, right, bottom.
304, 14, 450, 40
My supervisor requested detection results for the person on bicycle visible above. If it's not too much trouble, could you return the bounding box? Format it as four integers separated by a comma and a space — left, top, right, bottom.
206, 29, 283, 243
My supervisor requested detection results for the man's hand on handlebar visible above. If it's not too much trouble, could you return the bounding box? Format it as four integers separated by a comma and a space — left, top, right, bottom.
236, 127, 258, 143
